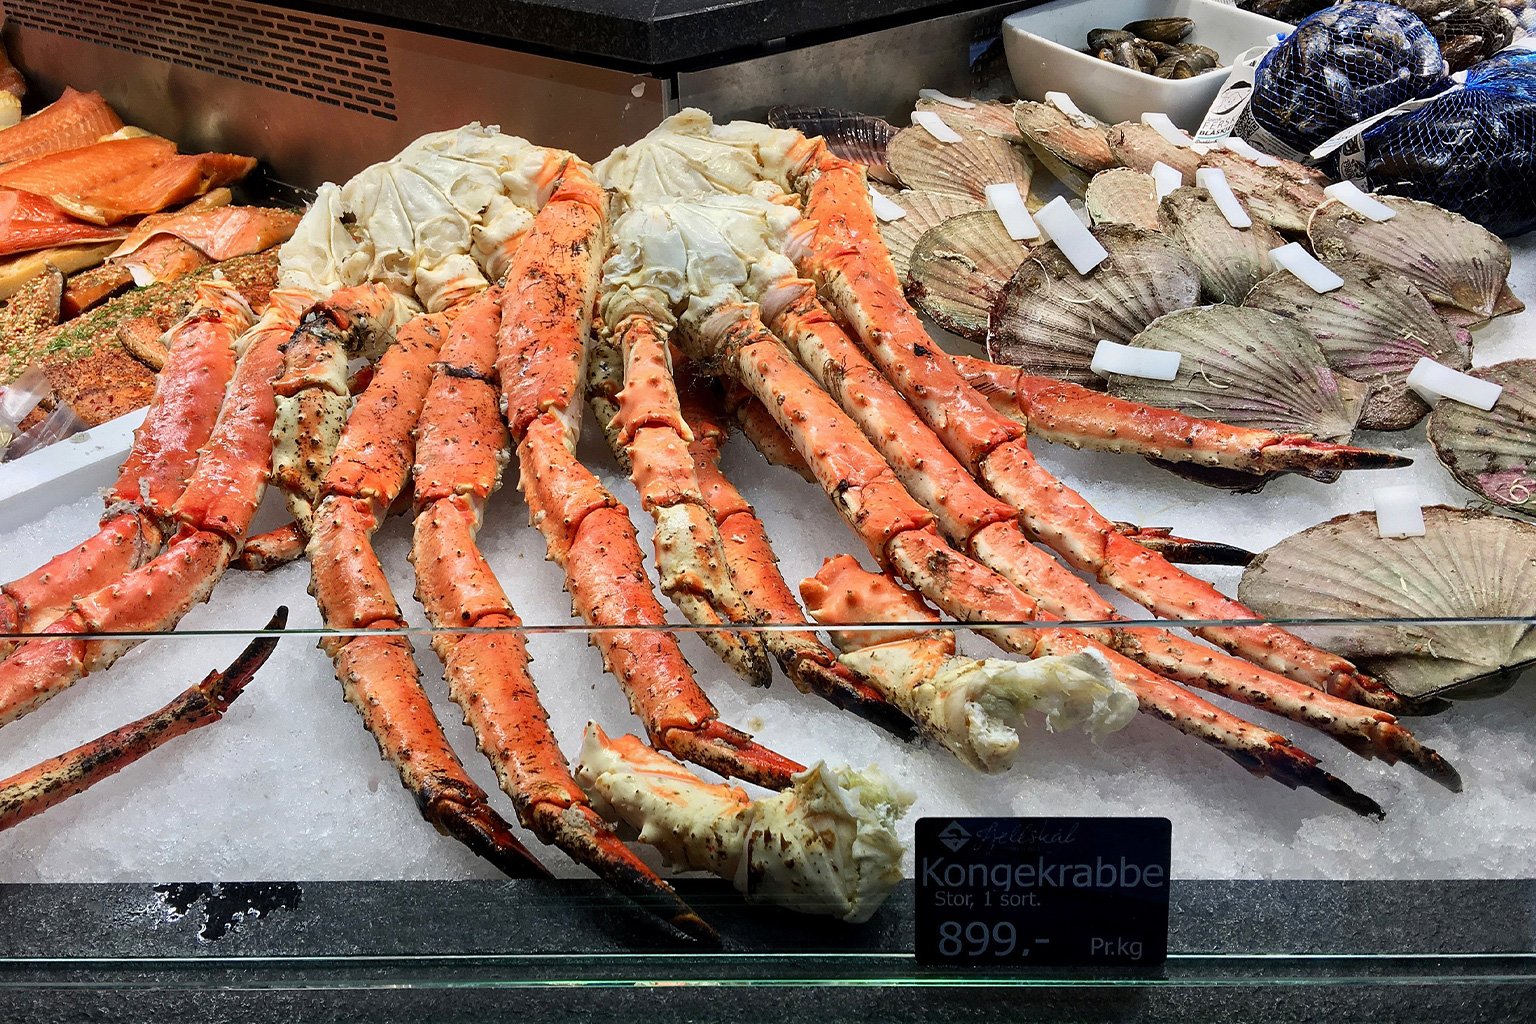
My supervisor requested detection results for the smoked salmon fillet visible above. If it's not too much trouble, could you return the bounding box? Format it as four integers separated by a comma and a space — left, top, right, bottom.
0, 88, 122, 165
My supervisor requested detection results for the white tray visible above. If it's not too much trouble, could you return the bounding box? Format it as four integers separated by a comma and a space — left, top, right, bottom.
1003, 0, 1288, 129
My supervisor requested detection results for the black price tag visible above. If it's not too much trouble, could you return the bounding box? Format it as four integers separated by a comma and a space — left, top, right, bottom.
915, 817, 1170, 967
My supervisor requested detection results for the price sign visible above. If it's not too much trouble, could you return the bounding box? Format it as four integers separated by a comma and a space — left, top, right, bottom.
914, 817, 1171, 967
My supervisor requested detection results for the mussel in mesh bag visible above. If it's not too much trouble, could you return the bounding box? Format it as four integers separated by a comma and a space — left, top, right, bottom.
1361, 49, 1536, 236
1250, 2, 1448, 155
1241, 1, 1515, 72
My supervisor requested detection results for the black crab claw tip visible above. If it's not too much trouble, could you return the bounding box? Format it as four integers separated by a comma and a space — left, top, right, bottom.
1141, 536, 1255, 567
1401, 741, 1464, 794
1238, 745, 1385, 820
205, 606, 289, 708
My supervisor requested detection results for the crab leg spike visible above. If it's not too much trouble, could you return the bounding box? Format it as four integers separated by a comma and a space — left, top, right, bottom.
677, 384, 914, 736
790, 147, 1403, 712
0, 279, 255, 652
0, 607, 288, 834
498, 162, 800, 790
595, 312, 773, 687
955, 357, 1412, 477
410, 287, 713, 940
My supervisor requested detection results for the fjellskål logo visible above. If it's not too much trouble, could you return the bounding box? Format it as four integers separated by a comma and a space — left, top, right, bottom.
940, 821, 971, 853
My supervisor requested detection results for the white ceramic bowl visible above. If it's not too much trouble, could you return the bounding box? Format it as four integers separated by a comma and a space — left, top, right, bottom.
1003, 0, 1289, 130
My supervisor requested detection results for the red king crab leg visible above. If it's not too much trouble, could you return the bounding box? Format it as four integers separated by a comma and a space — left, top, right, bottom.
678, 295, 1383, 814
408, 286, 713, 940
0, 281, 254, 654
675, 381, 915, 735
0, 608, 286, 833
763, 285, 1455, 788
788, 140, 1405, 712
952, 356, 1410, 480
586, 314, 774, 686
298, 306, 549, 879
0, 284, 317, 726
496, 159, 800, 790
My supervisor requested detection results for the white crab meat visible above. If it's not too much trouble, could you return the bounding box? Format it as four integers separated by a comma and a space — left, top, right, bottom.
576, 724, 913, 923
838, 635, 1136, 772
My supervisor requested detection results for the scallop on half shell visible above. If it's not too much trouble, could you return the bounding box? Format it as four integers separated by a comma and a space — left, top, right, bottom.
1158, 186, 1285, 305
986, 225, 1199, 386
1245, 259, 1471, 431
1239, 506, 1536, 701
767, 106, 899, 183
1428, 360, 1536, 517
1107, 305, 1367, 442
877, 190, 984, 281
886, 125, 1033, 204
1013, 101, 1116, 197
906, 210, 1032, 339
1085, 168, 1161, 230
1309, 195, 1514, 322
915, 97, 1022, 142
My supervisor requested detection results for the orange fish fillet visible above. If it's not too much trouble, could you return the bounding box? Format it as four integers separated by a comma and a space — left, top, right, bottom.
112, 206, 301, 262
0, 137, 177, 199
0, 88, 123, 166
0, 190, 125, 256
56, 152, 258, 225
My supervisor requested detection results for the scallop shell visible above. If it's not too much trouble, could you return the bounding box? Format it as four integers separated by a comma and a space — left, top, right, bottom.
1085, 168, 1161, 230
1158, 186, 1286, 305
877, 190, 984, 281
1200, 149, 1325, 234
1238, 506, 1536, 699
906, 211, 1032, 340
915, 97, 1022, 142
1013, 101, 1116, 197
1309, 195, 1512, 320
1245, 259, 1471, 431
1107, 305, 1367, 440
1428, 360, 1536, 516
1105, 121, 1202, 181
886, 126, 1033, 203
767, 106, 899, 183
986, 225, 1200, 386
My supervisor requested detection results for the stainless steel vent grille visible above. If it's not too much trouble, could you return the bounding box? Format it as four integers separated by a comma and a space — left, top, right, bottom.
5, 0, 398, 120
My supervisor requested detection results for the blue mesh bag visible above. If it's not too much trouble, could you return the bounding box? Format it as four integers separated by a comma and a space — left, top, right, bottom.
1250, 2, 1450, 154
1362, 48, 1536, 235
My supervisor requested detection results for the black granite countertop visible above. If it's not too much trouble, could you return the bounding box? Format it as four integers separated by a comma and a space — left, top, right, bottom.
0, 879, 1531, 1021
277, 0, 1011, 70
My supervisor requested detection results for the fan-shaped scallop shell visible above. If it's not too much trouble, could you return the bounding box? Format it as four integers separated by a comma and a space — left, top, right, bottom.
886, 125, 1033, 203
906, 210, 1032, 339
986, 225, 1200, 386
1428, 360, 1536, 516
1105, 121, 1202, 181
1238, 506, 1536, 699
1245, 259, 1470, 431
1309, 195, 1513, 320
1013, 101, 1116, 197
877, 190, 984, 281
767, 105, 899, 183
1085, 168, 1160, 230
1107, 305, 1366, 440
1158, 186, 1285, 305
1200, 150, 1325, 234
915, 97, 1022, 142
